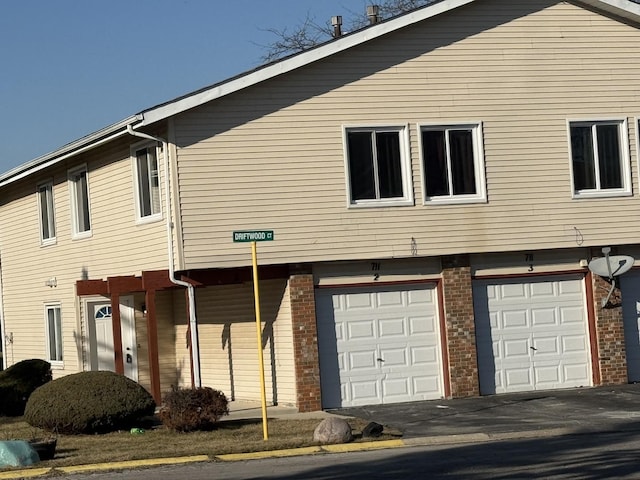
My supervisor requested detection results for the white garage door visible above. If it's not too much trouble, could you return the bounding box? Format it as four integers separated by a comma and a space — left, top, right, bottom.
315, 283, 444, 408
474, 275, 592, 395
621, 270, 640, 382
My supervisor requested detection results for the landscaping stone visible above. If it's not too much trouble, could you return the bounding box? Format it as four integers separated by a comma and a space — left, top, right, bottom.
362, 421, 384, 438
0, 440, 40, 467
313, 417, 353, 444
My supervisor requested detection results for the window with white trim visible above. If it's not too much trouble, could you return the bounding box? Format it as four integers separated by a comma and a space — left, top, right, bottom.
344, 126, 412, 207
568, 119, 631, 197
420, 123, 486, 203
37, 181, 56, 244
68, 166, 91, 237
45, 304, 63, 364
133, 144, 161, 221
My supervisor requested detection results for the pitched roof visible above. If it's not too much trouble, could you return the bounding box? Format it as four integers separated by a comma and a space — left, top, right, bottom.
2, 0, 640, 186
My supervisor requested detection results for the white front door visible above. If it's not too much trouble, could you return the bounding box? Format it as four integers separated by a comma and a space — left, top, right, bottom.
90, 296, 138, 381
316, 283, 444, 408
474, 275, 592, 395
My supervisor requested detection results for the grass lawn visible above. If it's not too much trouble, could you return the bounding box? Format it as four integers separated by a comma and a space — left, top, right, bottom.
0, 415, 399, 471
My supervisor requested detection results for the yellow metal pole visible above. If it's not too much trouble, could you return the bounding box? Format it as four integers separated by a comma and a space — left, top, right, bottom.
251, 240, 269, 441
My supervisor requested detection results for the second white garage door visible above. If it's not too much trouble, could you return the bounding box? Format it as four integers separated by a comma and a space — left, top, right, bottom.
474, 275, 592, 395
315, 283, 444, 408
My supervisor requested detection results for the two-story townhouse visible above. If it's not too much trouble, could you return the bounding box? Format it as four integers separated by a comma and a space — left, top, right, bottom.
2, 0, 640, 411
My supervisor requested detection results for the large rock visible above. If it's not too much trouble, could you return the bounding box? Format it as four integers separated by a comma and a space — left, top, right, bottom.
313, 417, 353, 444
0, 441, 40, 467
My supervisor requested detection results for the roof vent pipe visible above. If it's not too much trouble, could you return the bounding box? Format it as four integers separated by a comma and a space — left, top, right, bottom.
367, 5, 380, 24
331, 16, 343, 37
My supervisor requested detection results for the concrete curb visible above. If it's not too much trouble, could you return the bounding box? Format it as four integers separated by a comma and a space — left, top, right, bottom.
0, 427, 622, 479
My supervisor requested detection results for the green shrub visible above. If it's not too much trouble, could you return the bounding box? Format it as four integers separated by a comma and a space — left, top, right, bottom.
159, 386, 229, 432
0, 359, 52, 416
23, 371, 156, 434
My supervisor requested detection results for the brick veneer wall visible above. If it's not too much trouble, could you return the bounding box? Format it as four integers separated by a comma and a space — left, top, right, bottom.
591, 272, 627, 385
441, 255, 479, 397
289, 267, 322, 412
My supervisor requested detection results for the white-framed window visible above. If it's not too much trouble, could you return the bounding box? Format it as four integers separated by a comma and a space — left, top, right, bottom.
132, 143, 161, 222
568, 119, 631, 198
419, 122, 486, 204
44, 303, 63, 365
343, 125, 413, 207
37, 181, 56, 244
68, 165, 92, 238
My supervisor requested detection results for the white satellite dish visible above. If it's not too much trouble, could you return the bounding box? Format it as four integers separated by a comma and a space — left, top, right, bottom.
588, 255, 635, 278
587, 248, 635, 307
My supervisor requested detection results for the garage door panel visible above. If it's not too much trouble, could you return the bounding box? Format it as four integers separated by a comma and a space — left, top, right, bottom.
379, 318, 406, 337
346, 320, 376, 341
562, 335, 588, 353
559, 306, 585, 324
350, 378, 379, 405
345, 293, 374, 310
379, 347, 407, 367
534, 365, 560, 385
531, 308, 557, 327
505, 368, 533, 390
503, 338, 530, 358
410, 315, 435, 334
317, 283, 443, 408
348, 350, 378, 371
412, 345, 439, 365
474, 275, 591, 395
377, 290, 404, 308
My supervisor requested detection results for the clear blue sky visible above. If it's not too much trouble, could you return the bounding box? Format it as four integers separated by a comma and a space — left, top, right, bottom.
0, 0, 369, 173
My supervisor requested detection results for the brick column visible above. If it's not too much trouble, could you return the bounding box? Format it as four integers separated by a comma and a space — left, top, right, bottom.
289, 265, 322, 412
441, 255, 479, 397
591, 272, 627, 385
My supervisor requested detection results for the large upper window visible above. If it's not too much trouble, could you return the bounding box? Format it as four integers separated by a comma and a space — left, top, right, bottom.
344, 126, 412, 207
45, 304, 63, 365
133, 144, 161, 221
420, 123, 486, 204
68, 166, 91, 237
37, 181, 56, 244
569, 120, 630, 197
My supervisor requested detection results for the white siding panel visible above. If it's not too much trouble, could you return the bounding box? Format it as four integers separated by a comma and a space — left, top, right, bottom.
0, 137, 168, 373
173, 0, 640, 269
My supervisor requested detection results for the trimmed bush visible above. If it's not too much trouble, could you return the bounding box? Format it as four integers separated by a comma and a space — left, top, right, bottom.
0, 359, 52, 416
159, 386, 229, 432
23, 371, 155, 434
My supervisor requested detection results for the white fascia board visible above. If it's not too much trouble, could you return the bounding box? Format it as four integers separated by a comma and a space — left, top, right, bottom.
580, 0, 640, 20
0, 115, 143, 187
140, 0, 476, 126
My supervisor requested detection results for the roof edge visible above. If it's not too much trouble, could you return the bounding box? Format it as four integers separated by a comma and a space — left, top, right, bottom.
0, 115, 143, 188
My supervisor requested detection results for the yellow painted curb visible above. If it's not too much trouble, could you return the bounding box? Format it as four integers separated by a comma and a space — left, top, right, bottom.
322, 440, 406, 453
217, 447, 323, 462
0, 467, 51, 479
58, 455, 210, 474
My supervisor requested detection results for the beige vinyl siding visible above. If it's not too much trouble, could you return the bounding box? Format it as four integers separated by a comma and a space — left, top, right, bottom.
0, 137, 168, 371
156, 290, 179, 393
173, 0, 640, 269
178, 279, 292, 403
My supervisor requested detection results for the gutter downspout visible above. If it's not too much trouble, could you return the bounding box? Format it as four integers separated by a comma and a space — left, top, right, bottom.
126, 125, 201, 387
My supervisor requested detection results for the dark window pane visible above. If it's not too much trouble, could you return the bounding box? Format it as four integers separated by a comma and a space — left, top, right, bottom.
449, 129, 476, 195
596, 124, 622, 189
376, 132, 403, 198
570, 126, 595, 191
137, 149, 152, 217
347, 132, 375, 200
422, 130, 449, 197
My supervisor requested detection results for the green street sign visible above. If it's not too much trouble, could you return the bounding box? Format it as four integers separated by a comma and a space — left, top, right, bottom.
233, 230, 274, 242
